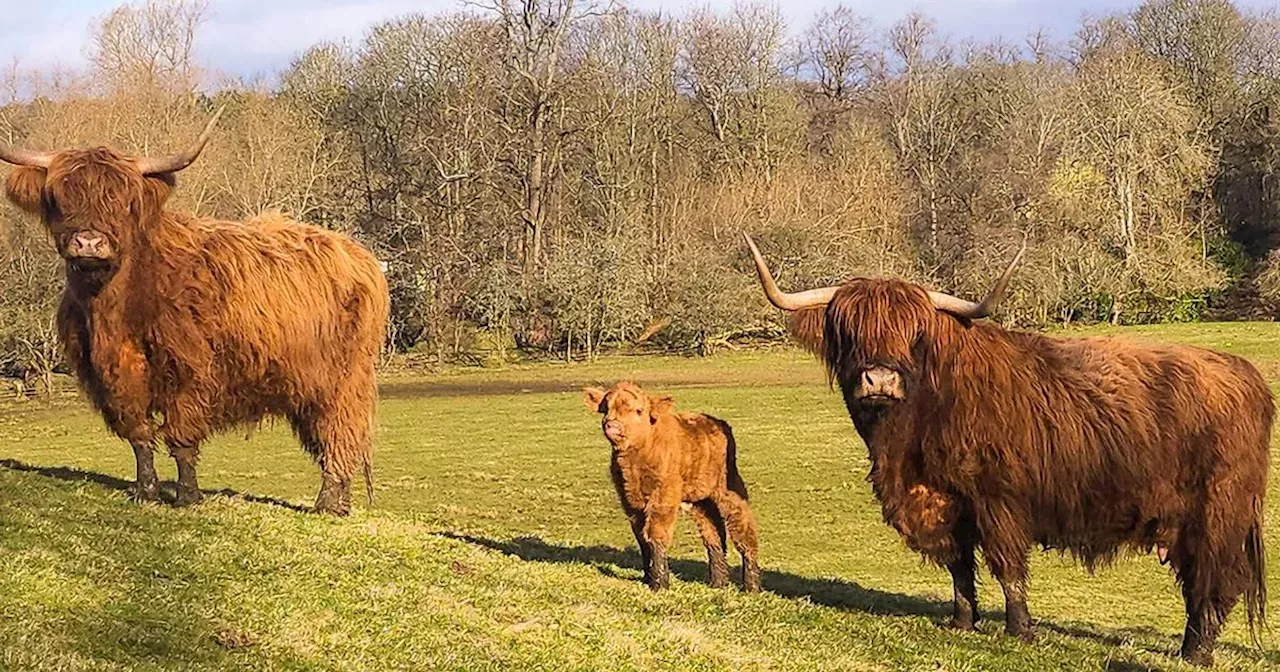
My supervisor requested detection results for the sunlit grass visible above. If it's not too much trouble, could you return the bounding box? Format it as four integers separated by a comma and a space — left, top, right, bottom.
1, 322, 1279, 670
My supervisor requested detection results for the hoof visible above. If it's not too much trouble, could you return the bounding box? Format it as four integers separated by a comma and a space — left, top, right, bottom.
708, 577, 729, 589
131, 482, 160, 503
313, 504, 350, 516
1181, 649, 1213, 668
173, 488, 203, 507
646, 574, 670, 592
1006, 625, 1036, 644
947, 617, 977, 632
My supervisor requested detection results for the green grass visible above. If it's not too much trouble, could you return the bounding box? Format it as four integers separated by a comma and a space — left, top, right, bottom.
3, 322, 1280, 670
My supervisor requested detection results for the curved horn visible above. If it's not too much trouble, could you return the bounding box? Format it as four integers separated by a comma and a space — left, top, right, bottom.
744, 233, 841, 312
136, 105, 226, 176
0, 145, 54, 169
928, 235, 1028, 319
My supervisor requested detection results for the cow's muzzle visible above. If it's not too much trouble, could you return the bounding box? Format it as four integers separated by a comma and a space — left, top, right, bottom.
603, 420, 625, 443
65, 231, 114, 262
853, 366, 905, 404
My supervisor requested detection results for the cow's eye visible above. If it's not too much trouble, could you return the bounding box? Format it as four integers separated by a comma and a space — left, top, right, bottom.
635, 409, 642, 416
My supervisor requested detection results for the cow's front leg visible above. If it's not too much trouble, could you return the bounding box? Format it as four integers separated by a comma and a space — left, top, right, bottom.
168, 443, 202, 507
130, 440, 159, 502
160, 396, 209, 508
973, 503, 1034, 641
985, 547, 1033, 641
947, 533, 980, 631
84, 337, 158, 503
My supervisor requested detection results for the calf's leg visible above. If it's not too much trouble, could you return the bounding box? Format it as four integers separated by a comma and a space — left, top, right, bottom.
714, 489, 761, 592
688, 501, 730, 588
627, 512, 653, 585
643, 504, 679, 591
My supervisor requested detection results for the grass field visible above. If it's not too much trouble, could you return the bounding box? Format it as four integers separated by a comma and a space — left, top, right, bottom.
3, 323, 1280, 670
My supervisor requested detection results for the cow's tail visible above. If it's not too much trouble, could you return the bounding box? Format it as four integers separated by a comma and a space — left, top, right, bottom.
363, 455, 375, 509
721, 420, 749, 501
1245, 495, 1268, 647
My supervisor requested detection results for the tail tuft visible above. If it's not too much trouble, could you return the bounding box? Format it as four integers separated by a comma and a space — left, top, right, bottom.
1245, 496, 1268, 647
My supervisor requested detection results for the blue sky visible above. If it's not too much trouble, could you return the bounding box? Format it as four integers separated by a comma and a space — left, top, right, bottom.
1, 0, 1269, 80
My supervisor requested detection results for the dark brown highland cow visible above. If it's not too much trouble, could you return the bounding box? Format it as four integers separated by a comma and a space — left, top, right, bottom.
1, 109, 389, 515
584, 382, 761, 592
744, 234, 1271, 666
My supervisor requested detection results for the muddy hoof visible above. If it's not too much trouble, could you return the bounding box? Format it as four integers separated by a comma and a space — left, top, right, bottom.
132, 481, 160, 503
1180, 648, 1213, 668
1006, 624, 1036, 644
173, 487, 203, 507
313, 496, 350, 516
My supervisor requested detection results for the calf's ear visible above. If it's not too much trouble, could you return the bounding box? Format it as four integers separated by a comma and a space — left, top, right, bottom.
583, 387, 607, 412
648, 395, 675, 423
5, 167, 47, 215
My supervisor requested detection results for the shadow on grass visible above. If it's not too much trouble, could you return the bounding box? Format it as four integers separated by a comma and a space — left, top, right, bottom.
446, 532, 1280, 667
0, 458, 312, 514
1045, 620, 1280, 668
441, 531, 951, 619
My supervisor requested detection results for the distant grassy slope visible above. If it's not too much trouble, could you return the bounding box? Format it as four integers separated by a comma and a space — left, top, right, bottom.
1, 322, 1279, 670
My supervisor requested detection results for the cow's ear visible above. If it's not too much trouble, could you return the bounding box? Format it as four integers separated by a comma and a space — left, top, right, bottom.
5, 167, 48, 215
583, 387, 607, 412
142, 173, 175, 205
649, 395, 674, 423
788, 307, 826, 360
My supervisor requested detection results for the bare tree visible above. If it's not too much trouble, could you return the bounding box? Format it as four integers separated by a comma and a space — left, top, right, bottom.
89, 0, 210, 93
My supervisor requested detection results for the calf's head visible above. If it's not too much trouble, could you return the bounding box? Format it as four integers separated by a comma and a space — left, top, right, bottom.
744, 234, 1024, 411
583, 382, 675, 449
1, 108, 224, 276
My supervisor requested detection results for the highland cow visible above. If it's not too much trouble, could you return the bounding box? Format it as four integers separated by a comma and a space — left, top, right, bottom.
744, 234, 1271, 666
1, 108, 389, 515
584, 382, 761, 592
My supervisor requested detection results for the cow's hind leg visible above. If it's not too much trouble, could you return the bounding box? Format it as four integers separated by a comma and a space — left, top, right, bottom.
291, 407, 349, 516
1173, 510, 1255, 666
688, 500, 730, 588
713, 489, 761, 592
300, 391, 374, 516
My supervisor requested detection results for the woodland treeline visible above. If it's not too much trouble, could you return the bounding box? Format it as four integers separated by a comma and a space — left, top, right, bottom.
3, 0, 1280, 383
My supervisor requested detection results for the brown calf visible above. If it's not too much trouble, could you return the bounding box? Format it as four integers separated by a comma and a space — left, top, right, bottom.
584, 382, 761, 592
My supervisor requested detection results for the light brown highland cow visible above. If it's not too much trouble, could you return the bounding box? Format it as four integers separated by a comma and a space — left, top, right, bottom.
584, 382, 761, 592
1, 108, 389, 515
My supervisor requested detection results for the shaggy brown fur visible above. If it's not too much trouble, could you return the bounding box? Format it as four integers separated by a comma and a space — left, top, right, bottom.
584, 382, 761, 592
4, 145, 389, 516
770, 276, 1270, 667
